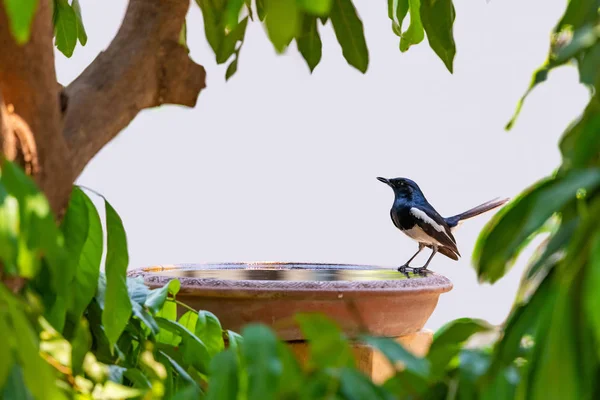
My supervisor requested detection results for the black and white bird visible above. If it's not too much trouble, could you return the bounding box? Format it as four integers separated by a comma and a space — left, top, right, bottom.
377, 177, 508, 273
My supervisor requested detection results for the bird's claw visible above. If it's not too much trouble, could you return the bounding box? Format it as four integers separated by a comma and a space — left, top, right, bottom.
412, 267, 428, 275
397, 265, 409, 273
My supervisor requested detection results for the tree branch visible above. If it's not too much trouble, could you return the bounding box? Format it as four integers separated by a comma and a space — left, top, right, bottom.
64, 0, 206, 178
0, 0, 73, 214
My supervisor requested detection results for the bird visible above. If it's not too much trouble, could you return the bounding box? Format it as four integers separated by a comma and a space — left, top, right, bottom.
377, 177, 509, 273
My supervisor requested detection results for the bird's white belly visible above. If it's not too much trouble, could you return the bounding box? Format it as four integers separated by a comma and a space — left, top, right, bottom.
403, 226, 443, 246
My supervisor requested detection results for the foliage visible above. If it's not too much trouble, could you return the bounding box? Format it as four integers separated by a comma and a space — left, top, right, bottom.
2, 0, 600, 399
40, 0, 456, 78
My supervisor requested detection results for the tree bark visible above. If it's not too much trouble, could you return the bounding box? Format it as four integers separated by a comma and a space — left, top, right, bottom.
0, 0, 206, 216
0, 0, 73, 214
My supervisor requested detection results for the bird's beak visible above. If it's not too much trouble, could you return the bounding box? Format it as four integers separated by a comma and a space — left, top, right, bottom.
377, 177, 390, 186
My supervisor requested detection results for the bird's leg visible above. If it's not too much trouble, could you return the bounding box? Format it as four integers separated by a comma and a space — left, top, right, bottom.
398, 244, 425, 272
413, 245, 438, 274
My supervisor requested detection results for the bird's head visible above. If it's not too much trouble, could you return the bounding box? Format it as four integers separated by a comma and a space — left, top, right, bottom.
376, 177, 422, 199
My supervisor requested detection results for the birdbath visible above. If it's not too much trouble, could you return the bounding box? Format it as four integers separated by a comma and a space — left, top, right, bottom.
128, 262, 452, 382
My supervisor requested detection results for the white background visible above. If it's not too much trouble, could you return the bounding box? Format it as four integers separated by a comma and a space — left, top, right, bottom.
56, 0, 588, 329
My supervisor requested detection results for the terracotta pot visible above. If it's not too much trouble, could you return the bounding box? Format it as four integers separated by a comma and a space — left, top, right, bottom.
128, 263, 452, 341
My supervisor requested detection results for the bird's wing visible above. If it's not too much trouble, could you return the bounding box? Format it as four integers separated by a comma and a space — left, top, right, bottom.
410, 207, 460, 255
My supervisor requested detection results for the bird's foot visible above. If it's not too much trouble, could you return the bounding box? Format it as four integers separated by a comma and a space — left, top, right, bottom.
397, 264, 410, 273
412, 267, 428, 275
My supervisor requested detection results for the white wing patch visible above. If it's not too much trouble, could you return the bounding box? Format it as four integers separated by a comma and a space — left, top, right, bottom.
410, 207, 456, 244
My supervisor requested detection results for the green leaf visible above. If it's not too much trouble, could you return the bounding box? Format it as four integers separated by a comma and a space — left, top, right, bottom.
61, 187, 89, 294
156, 300, 178, 345
474, 169, 600, 283
178, 311, 198, 332
242, 324, 282, 400
0, 313, 14, 389
158, 351, 201, 390
131, 302, 159, 335
217, 17, 248, 63
1, 366, 34, 400
298, 0, 332, 16
227, 330, 243, 357
297, 15, 322, 72
0, 161, 64, 289
71, 318, 92, 376
144, 280, 181, 314
156, 317, 211, 374
54, 0, 78, 57
123, 369, 152, 390
559, 95, 600, 169
420, 0, 456, 72
399, 0, 424, 52
178, 20, 188, 51
1, 288, 65, 400
265, 0, 298, 53
206, 350, 239, 400
195, 310, 225, 358
103, 200, 132, 348
0, 182, 19, 275
361, 336, 430, 378
295, 313, 354, 368
428, 318, 493, 378
69, 188, 103, 320
3, 0, 38, 44
396, 0, 409, 29
584, 232, 600, 356
276, 342, 304, 396
225, 56, 239, 80
339, 368, 394, 400
91, 381, 144, 399
505, 67, 549, 130
71, 0, 86, 45
329, 0, 369, 72
225, 0, 245, 30
256, 0, 266, 21
196, 0, 227, 55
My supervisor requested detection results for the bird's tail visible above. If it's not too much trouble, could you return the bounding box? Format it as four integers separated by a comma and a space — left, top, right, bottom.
445, 197, 509, 228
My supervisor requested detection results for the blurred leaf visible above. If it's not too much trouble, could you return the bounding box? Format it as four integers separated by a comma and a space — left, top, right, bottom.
145, 280, 180, 314
103, 200, 132, 348
195, 310, 225, 357
474, 169, 600, 283
330, 0, 369, 72
156, 317, 211, 374
297, 15, 322, 72
296, 313, 354, 368
428, 318, 493, 378
339, 368, 395, 400
2, 288, 65, 400
54, 0, 78, 57
123, 369, 152, 390
206, 350, 239, 400
584, 231, 600, 356
3, 0, 38, 44
420, 0, 456, 72
0, 182, 19, 275
361, 336, 430, 378
399, 0, 424, 52
242, 324, 282, 400
127, 276, 151, 306
1, 366, 34, 400
71, 318, 92, 376
69, 188, 103, 321
276, 342, 304, 396
298, 0, 332, 16
108, 365, 127, 383
488, 270, 556, 378
265, 0, 298, 52
578, 42, 600, 86
217, 17, 248, 63
172, 385, 203, 400
91, 381, 144, 399
0, 161, 64, 287
131, 302, 159, 335
0, 313, 14, 389
528, 283, 583, 400
227, 330, 243, 357
71, 0, 86, 45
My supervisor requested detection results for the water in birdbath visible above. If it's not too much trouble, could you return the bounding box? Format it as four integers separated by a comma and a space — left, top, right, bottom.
146, 263, 427, 281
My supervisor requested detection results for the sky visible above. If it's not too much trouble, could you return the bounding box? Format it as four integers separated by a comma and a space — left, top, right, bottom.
55, 0, 589, 330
